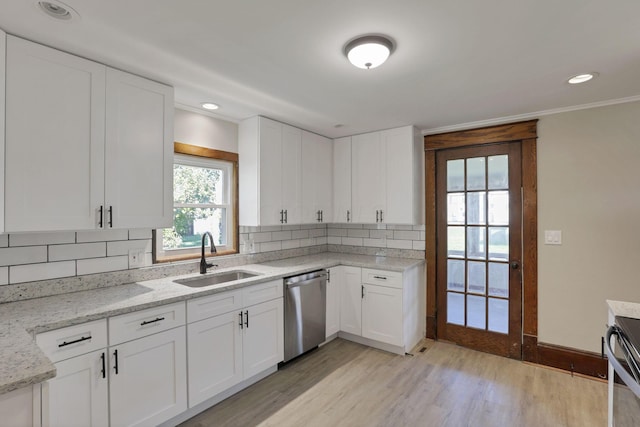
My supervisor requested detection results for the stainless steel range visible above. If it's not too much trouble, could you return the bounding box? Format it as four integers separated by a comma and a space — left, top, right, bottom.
605, 316, 640, 426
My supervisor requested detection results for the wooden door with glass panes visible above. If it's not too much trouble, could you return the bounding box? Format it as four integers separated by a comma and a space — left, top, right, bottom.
436, 142, 522, 358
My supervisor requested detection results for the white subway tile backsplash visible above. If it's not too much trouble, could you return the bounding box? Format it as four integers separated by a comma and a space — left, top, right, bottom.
281, 240, 301, 250
261, 241, 282, 252
370, 229, 394, 239
328, 228, 347, 237
393, 230, 421, 240
363, 238, 385, 247
272, 231, 292, 241
9, 232, 75, 247
49, 243, 106, 262
10, 261, 76, 284
387, 224, 414, 231
347, 229, 369, 238
309, 228, 327, 238
413, 241, 426, 250
316, 236, 328, 245
107, 239, 152, 256
0, 246, 47, 267
77, 256, 129, 275
249, 232, 273, 243
77, 229, 128, 243
292, 229, 309, 239
0, 235, 8, 248
342, 237, 363, 246
260, 225, 283, 232
387, 239, 413, 249
129, 229, 152, 240
0, 268, 7, 285
328, 236, 342, 245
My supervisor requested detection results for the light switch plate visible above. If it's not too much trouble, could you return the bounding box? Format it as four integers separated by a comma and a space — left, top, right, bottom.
128, 249, 145, 267
544, 230, 562, 245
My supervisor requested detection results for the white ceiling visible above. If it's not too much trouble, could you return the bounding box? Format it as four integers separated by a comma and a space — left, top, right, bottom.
2, 0, 640, 138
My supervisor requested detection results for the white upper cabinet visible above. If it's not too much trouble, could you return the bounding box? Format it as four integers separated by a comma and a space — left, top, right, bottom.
0, 29, 5, 234
3, 36, 174, 233
5, 35, 106, 232
239, 116, 302, 226
302, 131, 333, 224
351, 126, 423, 225
351, 131, 385, 224
332, 137, 352, 224
105, 68, 174, 229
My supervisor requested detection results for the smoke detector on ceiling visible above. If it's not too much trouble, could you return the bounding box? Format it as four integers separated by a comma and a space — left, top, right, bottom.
37, 1, 80, 21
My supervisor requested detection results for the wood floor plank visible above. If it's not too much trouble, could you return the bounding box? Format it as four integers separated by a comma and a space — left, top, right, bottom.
180, 339, 607, 427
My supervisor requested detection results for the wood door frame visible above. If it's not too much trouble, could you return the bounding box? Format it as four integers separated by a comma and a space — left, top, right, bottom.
424, 120, 538, 360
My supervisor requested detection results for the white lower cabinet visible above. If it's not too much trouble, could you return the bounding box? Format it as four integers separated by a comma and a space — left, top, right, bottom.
109, 326, 187, 427
42, 350, 109, 427
337, 265, 425, 354
0, 386, 38, 427
325, 268, 341, 338
338, 266, 363, 336
186, 280, 284, 408
362, 284, 403, 346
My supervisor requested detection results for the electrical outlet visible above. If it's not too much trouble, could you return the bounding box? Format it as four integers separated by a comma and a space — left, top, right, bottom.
128, 249, 145, 268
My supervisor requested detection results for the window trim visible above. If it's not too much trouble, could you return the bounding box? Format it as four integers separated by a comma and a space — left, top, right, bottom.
153, 142, 239, 263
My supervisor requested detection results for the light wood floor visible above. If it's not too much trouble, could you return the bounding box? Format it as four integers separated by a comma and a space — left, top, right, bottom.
180, 338, 607, 427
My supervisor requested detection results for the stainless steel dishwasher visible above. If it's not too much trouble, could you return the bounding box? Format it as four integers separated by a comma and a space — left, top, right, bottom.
283, 269, 327, 362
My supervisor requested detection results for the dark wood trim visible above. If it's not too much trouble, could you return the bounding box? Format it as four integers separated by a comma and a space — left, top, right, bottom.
521, 138, 538, 336
424, 120, 538, 151
174, 141, 239, 162
155, 249, 238, 264
425, 150, 437, 339
423, 119, 538, 361
522, 335, 607, 379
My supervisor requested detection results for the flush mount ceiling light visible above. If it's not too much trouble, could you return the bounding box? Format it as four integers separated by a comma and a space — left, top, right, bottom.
201, 102, 220, 110
37, 0, 79, 21
567, 72, 599, 84
345, 35, 394, 70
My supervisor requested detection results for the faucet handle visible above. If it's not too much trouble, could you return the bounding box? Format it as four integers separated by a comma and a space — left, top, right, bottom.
207, 263, 218, 268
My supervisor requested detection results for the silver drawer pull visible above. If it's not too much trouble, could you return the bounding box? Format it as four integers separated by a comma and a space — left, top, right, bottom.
140, 317, 165, 326
58, 335, 91, 348
373, 275, 387, 280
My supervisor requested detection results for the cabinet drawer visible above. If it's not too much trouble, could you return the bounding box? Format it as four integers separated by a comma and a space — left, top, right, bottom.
187, 289, 243, 324
109, 302, 185, 345
361, 268, 402, 289
36, 319, 107, 363
242, 280, 283, 307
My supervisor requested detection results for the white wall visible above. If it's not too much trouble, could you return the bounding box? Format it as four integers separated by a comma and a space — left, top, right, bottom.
174, 108, 238, 153
537, 100, 640, 352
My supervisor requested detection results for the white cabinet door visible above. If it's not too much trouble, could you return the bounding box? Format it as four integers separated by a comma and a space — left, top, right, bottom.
258, 117, 283, 226
281, 124, 302, 225
362, 284, 404, 346
42, 350, 109, 427
326, 268, 341, 338
339, 266, 363, 336
109, 327, 187, 427
332, 137, 351, 224
242, 298, 284, 379
187, 311, 243, 407
351, 132, 385, 224
105, 68, 174, 229
5, 35, 106, 232
383, 126, 416, 224
0, 29, 6, 234
302, 131, 333, 224
0, 386, 37, 427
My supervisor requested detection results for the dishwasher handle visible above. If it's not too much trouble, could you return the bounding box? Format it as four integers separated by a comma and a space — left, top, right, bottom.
605, 325, 640, 398
284, 270, 327, 288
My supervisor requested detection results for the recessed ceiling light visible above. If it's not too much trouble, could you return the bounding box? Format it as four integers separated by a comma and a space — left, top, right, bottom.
567, 73, 599, 84
37, 1, 79, 21
345, 35, 394, 70
201, 103, 220, 110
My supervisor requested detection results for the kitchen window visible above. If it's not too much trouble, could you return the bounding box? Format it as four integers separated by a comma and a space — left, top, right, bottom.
154, 143, 238, 262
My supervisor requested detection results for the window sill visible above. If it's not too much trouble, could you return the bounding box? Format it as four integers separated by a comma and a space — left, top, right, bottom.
154, 249, 239, 264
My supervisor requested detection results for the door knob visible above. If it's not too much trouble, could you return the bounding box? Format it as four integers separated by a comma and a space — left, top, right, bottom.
511, 262, 520, 270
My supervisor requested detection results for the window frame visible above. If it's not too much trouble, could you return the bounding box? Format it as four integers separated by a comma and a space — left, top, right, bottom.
153, 142, 239, 263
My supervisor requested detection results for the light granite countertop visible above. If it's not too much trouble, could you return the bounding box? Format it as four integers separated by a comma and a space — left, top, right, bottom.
607, 300, 640, 319
0, 253, 424, 395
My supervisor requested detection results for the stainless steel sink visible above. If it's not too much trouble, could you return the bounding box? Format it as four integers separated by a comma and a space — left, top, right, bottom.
174, 271, 260, 288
